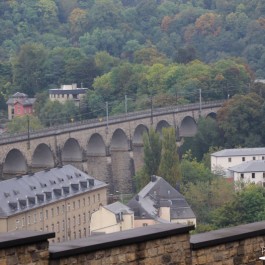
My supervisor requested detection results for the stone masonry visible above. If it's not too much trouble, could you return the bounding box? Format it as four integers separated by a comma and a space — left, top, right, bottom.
2, 222, 265, 265
0, 231, 54, 265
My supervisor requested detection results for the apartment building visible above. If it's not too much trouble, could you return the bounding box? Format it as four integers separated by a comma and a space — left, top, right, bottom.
0, 165, 108, 243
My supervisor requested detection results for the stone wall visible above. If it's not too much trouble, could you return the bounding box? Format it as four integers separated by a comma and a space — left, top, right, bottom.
2, 221, 265, 265
49, 223, 194, 265
0, 231, 54, 265
190, 221, 265, 265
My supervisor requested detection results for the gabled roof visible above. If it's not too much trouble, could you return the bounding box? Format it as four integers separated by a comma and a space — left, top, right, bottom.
104, 201, 133, 215
228, 160, 265, 173
127, 176, 196, 222
0, 165, 107, 218
6, 92, 35, 105
211, 148, 265, 157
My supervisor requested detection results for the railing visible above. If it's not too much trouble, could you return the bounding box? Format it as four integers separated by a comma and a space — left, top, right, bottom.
0, 100, 224, 144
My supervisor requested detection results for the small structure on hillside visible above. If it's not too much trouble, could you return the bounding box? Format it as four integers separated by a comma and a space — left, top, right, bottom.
127, 176, 196, 227
228, 160, 265, 188
6, 92, 36, 120
49, 84, 88, 107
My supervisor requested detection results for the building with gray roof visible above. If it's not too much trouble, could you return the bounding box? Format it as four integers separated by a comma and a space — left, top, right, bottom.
211, 147, 265, 176
127, 176, 196, 227
228, 160, 265, 188
0, 165, 108, 243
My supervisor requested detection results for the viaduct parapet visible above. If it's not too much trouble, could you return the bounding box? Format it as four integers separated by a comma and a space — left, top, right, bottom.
0, 101, 222, 193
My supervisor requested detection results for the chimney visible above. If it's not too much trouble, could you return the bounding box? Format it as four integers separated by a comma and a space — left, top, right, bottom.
151, 175, 157, 182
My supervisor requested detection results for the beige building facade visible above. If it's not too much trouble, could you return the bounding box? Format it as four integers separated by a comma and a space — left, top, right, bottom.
0, 165, 108, 243
49, 84, 88, 106
90, 202, 134, 234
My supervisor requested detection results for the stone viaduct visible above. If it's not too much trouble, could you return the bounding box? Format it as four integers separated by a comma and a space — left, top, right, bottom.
0, 100, 223, 193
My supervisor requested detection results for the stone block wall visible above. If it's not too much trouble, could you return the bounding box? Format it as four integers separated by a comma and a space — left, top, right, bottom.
49, 223, 194, 265
0, 231, 54, 265
191, 221, 265, 265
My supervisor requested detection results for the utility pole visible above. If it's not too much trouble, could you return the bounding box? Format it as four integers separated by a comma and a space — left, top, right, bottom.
150, 94, 153, 125
106, 101, 109, 133
199, 89, 202, 117
27, 115, 30, 150
125, 94, 128, 116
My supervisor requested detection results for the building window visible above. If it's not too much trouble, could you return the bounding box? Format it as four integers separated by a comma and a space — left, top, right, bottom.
263, 173, 265, 178
45, 210, 48, 219
16, 220, 20, 229
57, 222, 60, 233
62, 220, 65, 231
57, 206, 60, 216
28, 215, 31, 225
78, 200, 80, 209
78, 215, 81, 225
51, 208, 54, 217
62, 204, 65, 213
253, 157, 256, 160
252, 173, 255, 178
84, 228, 86, 237
242, 157, 245, 162
73, 216, 76, 227
73, 201, 75, 210
240, 173, 244, 179
83, 198, 85, 207
83, 213, 86, 223
40, 212, 43, 221
228, 158, 231, 162
34, 213, 37, 223
67, 218, 70, 229
263, 156, 265, 160
22, 217, 25, 227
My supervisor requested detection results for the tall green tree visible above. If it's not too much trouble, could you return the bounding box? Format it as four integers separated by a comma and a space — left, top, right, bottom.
143, 127, 162, 176
159, 127, 181, 187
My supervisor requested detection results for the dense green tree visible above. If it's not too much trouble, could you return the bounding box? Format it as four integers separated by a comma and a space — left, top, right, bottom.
159, 127, 181, 187
212, 185, 265, 228
6, 115, 43, 133
12, 43, 48, 96
217, 93, 265, 147
183, 176, 234, 224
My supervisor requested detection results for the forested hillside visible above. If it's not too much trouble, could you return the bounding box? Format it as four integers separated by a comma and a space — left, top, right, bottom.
0, 0, 264, 116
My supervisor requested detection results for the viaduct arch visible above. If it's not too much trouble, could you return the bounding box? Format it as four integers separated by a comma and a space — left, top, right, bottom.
0, 101, 222, 193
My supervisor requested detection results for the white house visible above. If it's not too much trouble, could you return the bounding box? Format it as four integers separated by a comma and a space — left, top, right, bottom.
211, 148, 265, 176
228, 160, 265, 188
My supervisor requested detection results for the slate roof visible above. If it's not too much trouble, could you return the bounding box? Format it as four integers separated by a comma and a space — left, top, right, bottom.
211, 148, 265, 157
127, 176, 196, 222
228, 160, 265, 173
104, 202, 133, 215
6, 92, 36, 106
49, 88, 88, 95
0, 165, 107, 218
